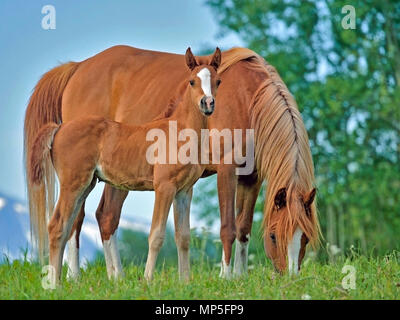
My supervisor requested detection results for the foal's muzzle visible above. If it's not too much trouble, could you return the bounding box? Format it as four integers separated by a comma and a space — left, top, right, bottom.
200, 96, 215, 116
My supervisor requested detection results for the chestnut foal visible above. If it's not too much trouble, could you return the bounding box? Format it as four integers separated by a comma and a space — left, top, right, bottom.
29, 47, 221, 283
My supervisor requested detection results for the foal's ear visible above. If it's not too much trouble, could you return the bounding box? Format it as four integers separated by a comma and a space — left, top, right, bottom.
209, 47, 221, 70
185, 47, 198, 71
304, 188, 316, 209
274, 188, 287, 210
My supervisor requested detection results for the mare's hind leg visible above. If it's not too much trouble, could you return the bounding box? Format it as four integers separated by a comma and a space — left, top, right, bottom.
144, 183, 176, 281
173, 188, 192, 281
233, 174, 261, 276
66, 202, 85, 281
48, 177, 97, 284
96, 184, 128, 280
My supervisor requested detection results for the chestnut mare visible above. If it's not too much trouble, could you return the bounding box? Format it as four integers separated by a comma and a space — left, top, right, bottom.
28, 48, 222, 283
25, 45, 320, 279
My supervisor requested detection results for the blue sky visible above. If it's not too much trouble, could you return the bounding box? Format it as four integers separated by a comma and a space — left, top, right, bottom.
0, 0, 242, 223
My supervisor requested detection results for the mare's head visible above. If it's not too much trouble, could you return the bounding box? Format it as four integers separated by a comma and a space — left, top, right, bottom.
185, 47, 222, 116
264, 187, 318, 275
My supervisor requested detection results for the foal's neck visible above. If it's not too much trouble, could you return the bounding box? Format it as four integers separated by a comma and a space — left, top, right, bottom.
168, 88, 207, 131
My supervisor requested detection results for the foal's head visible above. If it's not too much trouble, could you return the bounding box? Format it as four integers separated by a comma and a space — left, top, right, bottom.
264, 187, 318, 275
185, 47, 222, 116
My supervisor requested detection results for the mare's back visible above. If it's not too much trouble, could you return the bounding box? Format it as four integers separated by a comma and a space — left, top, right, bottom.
62, 46, 189, 125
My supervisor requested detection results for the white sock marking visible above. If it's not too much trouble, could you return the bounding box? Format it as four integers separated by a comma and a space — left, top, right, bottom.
219, 250, 232, 279
66, 231, 80, 280
234, 236, 249, 276
103, 232, 123, 279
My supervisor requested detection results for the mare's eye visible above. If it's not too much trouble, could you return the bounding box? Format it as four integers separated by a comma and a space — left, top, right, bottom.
189, 80, 195, 86
216, 79, 221, 87
270, 233, 276, 244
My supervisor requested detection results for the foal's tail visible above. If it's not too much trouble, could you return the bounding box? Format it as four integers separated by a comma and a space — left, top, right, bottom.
29, 123, 60, 187
24, 61, 79, 263
27, 123, 60, 262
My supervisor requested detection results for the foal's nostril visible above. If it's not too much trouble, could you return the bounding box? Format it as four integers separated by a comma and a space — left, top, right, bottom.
205, 97, 214, 107
200, 96, 215, 115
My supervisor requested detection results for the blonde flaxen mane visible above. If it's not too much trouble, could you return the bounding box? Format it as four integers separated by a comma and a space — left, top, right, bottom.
253, 58, 320, 256
224, 49, 321, 259
205, 47, 320, 258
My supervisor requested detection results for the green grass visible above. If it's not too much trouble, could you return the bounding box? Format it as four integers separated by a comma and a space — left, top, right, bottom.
1, 252, 399, 300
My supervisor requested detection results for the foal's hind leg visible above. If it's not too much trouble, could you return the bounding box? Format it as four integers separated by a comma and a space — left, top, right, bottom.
95, 185, 128, 280
144, 183, 176, 281
48, 177, 96, 284
66, 202, 85, 281
173, 188, 192, 281
233, 175, 261, 276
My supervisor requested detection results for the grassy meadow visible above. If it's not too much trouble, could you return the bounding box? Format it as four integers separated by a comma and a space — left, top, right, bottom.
1, 0, 399, 303
1, 251, 399, 300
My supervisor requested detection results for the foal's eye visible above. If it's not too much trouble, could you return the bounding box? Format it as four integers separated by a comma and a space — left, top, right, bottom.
216, 79, 221, 87
189, 80, 195, 86
270, 233, 276, 244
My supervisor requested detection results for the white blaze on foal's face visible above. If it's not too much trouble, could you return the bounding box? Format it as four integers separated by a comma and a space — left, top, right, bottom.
287, 227, 303, 275
197, 68, 212, 97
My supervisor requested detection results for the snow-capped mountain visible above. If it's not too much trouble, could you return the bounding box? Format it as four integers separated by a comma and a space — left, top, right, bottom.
0, 192, 150, 263
0, 192, 31, 261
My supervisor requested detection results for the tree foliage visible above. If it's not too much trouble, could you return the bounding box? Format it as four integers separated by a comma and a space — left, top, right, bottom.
195, 0, 400, 255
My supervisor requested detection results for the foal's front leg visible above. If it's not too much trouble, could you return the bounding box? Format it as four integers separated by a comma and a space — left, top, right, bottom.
144, 183, 176, 281
173, 188, 192, 281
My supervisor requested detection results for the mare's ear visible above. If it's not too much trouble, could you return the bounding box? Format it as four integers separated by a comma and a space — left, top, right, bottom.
185, 47, 198, 71
304, 188, 316, 214
274, 188, 287, 210
209, 47, 221, 70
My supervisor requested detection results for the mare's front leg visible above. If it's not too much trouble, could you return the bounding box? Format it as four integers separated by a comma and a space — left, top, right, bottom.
217, 165, 237, 279
173, 188, 192, 281
233, 174, 261, 276
144, 182, 176, 281
96, 184, 128, 280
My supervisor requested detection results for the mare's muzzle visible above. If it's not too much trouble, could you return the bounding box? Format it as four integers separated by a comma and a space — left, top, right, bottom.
200, 96, 215, 116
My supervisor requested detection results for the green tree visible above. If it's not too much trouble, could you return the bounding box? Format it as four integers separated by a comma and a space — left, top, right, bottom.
195, 0, 400, 256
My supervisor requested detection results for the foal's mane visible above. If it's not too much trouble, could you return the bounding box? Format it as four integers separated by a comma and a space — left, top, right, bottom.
241, 51, 321, 257
152, 81, 186, 120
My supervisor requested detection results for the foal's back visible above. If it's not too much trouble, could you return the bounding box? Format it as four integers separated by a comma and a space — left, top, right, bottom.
52, 116, 156, 191
51, 117, 112, 184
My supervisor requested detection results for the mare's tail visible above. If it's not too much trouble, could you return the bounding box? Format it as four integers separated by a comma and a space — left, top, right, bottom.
24, 62, 79, 262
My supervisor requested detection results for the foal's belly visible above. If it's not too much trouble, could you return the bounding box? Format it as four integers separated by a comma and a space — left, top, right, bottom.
95, 164, 154, 191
